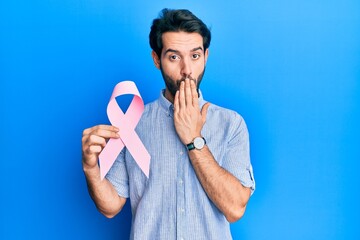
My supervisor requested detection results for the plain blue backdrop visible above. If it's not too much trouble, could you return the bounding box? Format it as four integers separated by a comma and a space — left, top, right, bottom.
1, 0, 359, 239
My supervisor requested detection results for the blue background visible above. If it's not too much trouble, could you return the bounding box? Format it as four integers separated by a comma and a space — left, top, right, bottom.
1, 0, 359, 239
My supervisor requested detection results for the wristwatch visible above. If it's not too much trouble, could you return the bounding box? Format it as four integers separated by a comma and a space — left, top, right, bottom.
186, 137, 206, 151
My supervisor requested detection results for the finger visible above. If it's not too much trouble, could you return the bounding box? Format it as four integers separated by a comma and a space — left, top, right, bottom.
174, 90, 180, 114
83, 125, 119, 136
179, 80, 185, 108
201, 102, 211, 123
91, 128, 120, 139
184, 78, 192, 106
88, 145, 103, 154
82, 136, 104, 153
190, 79, 199, 108
87, 134, 107, 148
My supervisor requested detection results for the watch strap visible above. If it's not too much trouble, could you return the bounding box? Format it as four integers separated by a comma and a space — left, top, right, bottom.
186, 142, 196, 151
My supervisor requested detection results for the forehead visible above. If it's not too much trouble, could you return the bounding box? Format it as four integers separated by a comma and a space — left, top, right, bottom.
161, 31, 203, 54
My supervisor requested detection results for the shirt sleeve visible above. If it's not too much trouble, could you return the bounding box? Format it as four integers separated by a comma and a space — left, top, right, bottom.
105, 148, 130, 198
221, 113, 255, 195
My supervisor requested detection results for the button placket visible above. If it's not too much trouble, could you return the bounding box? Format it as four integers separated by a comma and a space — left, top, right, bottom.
176, 145, 187, 240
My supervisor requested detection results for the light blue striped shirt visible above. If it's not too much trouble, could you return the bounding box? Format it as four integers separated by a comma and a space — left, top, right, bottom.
106, 90, 255, 240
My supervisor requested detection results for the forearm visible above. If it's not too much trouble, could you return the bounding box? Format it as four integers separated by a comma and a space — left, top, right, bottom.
188, 146, 251, 222
83, 165, 126, 218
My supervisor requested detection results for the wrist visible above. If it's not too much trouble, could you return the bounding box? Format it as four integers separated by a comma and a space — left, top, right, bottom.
184, 132, 202, 145
83, 162, 100, 176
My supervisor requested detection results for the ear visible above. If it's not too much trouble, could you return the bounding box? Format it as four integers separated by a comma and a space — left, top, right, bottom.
151, 51, 161, 69
204, 48, 209, 65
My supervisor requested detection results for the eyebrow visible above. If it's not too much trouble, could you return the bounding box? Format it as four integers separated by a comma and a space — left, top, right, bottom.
191, 47, 203, 52
164, 46, 204, 55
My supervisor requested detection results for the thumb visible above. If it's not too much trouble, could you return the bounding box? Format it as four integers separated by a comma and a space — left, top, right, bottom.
201, 102, 211, 123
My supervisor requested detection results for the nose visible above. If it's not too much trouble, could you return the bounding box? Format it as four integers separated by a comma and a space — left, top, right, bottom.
180, 58, 192, 78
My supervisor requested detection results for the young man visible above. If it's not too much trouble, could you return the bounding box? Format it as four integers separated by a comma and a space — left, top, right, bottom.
82, 9, 255, 239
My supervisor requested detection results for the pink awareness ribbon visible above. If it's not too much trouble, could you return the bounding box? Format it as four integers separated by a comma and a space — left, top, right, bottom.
99, 81, 151, 180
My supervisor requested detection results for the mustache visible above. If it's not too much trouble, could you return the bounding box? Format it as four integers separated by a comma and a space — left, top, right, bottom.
176, 76, 197, 88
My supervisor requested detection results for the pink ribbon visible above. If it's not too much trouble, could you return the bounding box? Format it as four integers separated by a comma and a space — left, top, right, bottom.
99, 81, 151, 180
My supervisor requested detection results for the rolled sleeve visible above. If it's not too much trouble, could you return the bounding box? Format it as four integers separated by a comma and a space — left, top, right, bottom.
221, 114, 255, 194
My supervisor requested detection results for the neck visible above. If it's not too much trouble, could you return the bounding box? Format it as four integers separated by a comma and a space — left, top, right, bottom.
164, 89, 175, 104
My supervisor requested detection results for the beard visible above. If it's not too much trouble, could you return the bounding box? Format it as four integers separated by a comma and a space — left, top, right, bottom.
160, 65, 206, 98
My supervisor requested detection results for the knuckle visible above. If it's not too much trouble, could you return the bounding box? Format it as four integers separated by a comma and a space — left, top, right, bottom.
83, 125, 98, 135
93, 129, 102, 136
84, 147, 91, 155
81, 135, 88, 145
83, 128, 91, 136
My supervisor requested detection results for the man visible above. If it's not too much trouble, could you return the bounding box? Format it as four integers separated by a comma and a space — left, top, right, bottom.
82, 8, 255, 239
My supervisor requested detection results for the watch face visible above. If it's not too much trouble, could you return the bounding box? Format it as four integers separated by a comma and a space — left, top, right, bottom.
194, 137, 205, 149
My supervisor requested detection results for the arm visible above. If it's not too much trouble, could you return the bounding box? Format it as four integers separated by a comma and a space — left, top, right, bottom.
174, 79, 251, 222
188, 146, 251, 222
82, 125, 126, 218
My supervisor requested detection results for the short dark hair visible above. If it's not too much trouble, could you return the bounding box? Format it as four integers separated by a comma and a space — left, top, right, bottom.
149, 8, 211, 58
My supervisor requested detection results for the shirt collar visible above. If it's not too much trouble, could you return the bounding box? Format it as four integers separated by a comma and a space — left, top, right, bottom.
158, 89, 206, 117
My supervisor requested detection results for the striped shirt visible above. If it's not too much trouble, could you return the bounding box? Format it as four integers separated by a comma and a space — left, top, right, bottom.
106, 90, 255, 240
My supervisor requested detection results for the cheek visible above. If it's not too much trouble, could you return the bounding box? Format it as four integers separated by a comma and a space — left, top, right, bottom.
161, 62, 181, 77
194, 62, 205, 74
161, 60, 178, 71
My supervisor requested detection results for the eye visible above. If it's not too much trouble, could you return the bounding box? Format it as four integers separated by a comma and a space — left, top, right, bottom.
192, 54, 201, 59
170, 55, 180, 61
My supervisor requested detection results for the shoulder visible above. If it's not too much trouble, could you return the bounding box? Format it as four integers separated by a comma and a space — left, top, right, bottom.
207, 103, 245, 125
205, 102, 248, 138
142, 99, 160, 115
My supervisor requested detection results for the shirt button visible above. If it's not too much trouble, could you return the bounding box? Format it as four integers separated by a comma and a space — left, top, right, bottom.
179, 151, 183, 155
181, 208, 185, 213
179, 179, 183, 185
180, 238, 184, 240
